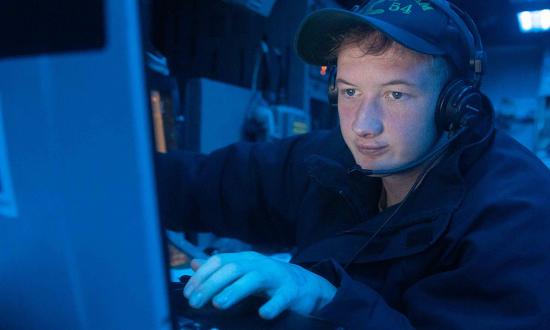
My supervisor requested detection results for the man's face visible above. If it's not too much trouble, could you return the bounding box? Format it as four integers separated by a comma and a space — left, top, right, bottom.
337, 44, 445, 171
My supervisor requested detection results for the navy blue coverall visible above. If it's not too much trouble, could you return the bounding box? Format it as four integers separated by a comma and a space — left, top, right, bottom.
157, 101, 550, 329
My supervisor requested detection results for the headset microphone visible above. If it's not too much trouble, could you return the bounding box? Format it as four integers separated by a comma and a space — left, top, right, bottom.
349, 126, 467, 177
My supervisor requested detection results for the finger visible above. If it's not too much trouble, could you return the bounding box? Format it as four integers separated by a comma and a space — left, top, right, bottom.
212, 271, 263, 310
190, 258, 205, 271
258, 290, 292, 320
188, 263, 242, 309
184, 255, 225, 298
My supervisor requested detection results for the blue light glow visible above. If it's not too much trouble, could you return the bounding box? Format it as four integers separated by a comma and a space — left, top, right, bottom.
518, 9, 550, 32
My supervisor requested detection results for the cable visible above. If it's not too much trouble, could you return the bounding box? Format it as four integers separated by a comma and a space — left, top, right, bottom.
342, 134, 453, 270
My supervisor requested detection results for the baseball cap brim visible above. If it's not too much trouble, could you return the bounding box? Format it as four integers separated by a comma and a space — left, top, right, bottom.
295, 8, 446, 66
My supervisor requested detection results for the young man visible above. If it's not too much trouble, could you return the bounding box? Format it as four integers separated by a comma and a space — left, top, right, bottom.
157, 0, 550, 328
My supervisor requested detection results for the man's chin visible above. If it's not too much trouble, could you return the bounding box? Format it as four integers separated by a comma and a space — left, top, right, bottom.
356, 162, 391, 171
354, 159, 408, 173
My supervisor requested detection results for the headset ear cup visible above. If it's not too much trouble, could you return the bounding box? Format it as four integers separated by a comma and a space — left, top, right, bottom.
436, 79, 482, 133
327, 66, 338, 108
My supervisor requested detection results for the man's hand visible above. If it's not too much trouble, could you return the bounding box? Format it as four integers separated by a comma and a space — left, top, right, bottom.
183, 251, 337, 319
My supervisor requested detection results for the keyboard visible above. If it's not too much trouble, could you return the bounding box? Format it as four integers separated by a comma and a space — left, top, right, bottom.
169, 278, 342, 330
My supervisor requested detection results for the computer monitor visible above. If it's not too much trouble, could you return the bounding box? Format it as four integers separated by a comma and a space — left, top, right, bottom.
0, 1, 172, 329
0, 1, 341, 328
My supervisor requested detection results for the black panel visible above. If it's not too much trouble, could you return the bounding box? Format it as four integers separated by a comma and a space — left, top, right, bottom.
0, 0, 105, 58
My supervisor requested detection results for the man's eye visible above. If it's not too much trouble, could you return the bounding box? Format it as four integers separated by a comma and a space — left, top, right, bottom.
343, 88, 356, 97
389, 91, 403, 100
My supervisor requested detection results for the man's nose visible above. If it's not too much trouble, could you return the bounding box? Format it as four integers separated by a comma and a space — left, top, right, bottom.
352, 98, 383, 137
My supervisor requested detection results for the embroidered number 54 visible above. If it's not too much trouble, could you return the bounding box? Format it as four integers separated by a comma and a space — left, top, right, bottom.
388, 2, 412, 14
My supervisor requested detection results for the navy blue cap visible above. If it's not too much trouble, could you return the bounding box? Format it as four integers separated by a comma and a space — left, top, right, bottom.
295, 0, 474, 73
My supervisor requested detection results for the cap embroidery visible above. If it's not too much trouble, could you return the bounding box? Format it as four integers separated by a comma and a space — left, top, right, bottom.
389, 3, 413, 14
361, 0, 385, 15
415, 1, 434, 12
360, 0, 434, 16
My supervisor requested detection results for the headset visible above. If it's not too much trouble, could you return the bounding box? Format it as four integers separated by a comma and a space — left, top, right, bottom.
328, 0, 487, 176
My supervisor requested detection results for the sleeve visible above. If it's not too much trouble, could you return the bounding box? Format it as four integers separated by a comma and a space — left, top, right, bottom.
310, 259, 414, 330
309, 195, 550, 330
155, 134, 316, 247
400, 194, 550, 329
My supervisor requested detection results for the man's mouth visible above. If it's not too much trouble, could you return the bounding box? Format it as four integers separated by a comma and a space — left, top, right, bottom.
355, 144, 389, 156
